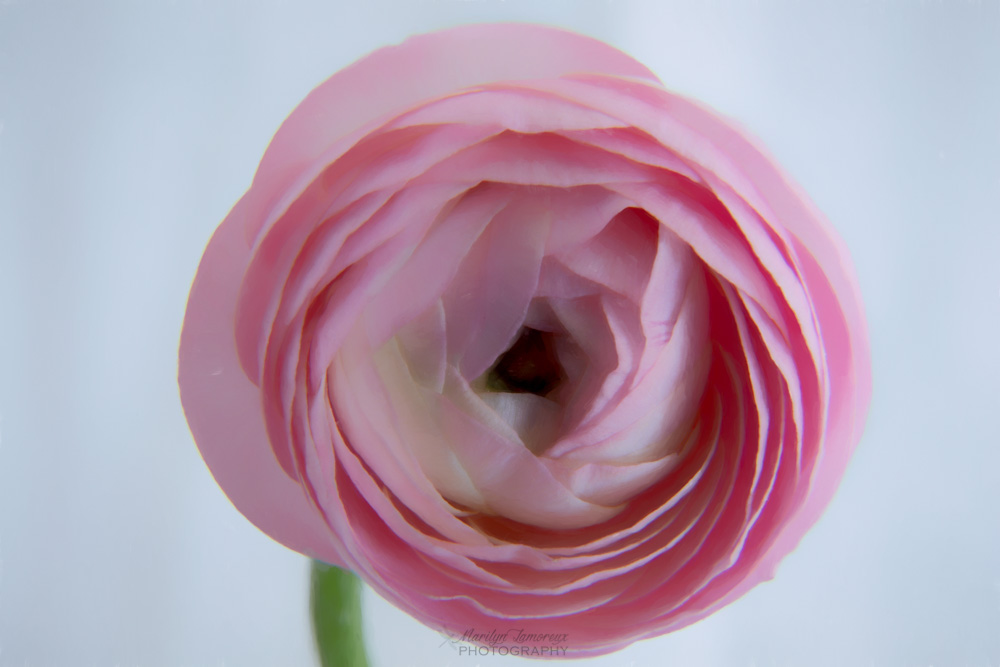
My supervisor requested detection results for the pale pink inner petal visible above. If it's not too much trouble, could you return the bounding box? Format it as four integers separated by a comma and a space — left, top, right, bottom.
440, 196, 552, 381
551, 207, 658, 304
361, 183, 513, 349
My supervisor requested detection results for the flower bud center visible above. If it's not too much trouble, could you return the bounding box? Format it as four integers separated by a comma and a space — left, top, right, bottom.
487, 328, 564, 397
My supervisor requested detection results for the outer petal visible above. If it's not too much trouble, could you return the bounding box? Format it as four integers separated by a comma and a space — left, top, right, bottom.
244, 23, 661, 243
178, 195, 345, 565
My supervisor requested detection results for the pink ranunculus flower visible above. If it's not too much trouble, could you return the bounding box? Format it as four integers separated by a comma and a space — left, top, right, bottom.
179, 23, 870, 657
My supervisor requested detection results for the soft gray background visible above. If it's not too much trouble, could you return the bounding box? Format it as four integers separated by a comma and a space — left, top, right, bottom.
1, 1, 998, 665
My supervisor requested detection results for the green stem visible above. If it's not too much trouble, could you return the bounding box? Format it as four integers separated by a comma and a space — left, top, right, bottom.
310, 561, 370, 667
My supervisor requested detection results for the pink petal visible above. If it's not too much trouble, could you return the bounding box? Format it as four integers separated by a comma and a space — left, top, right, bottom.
178, 195, 345, 565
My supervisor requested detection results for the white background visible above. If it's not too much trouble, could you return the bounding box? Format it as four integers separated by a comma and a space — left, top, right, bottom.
1, 1, 998, 666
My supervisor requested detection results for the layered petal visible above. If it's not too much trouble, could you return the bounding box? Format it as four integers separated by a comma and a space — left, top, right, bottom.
179, 23, 870, 660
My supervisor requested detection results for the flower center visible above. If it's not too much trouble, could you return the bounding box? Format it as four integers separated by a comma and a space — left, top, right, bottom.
486, 328, 564, 398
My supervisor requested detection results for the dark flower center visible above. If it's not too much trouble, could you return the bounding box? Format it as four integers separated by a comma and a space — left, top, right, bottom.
487, 328, 564, 397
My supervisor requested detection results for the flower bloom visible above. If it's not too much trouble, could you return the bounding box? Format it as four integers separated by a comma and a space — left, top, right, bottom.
179, 24, 870, 656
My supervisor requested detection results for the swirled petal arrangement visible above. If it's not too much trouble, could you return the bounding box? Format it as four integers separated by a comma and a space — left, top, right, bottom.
179, 23, 871, 658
